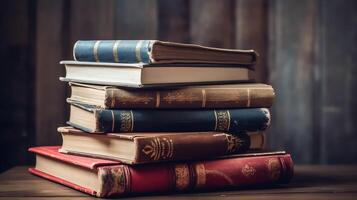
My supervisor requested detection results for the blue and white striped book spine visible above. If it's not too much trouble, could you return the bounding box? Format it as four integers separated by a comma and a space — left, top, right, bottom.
73, 40, 155, 63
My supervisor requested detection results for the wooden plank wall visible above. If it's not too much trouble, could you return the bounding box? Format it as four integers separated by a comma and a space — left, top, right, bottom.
268, 0, 357, 164
316, 0, 357, 163
1, 0, 357, 170
0, 0, 35, 172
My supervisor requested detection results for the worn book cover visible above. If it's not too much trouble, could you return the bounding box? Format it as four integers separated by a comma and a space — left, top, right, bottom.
73, 40, 257, 65
68, 103, 271, 133
58, 126, 266, 164
29, 146, 293, 197
68, 82, 275, 109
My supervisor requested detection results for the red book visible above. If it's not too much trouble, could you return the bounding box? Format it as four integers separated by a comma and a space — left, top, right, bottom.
29, 146, 293, 197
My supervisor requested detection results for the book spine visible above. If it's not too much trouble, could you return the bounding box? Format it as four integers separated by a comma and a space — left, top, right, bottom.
134, 133, 254, 163
73, 40, 153, 63
104, 87, 274, 109
97, 154, 294, 197
95, 108, 270, 133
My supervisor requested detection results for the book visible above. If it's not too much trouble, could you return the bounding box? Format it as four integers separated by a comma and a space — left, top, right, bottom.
29, 146, 293, 197
68, 103, 271, 133
68, 82, 275, 109
60, 61, 254, 87
73, 40, 258, 65
58, 127, 265, 164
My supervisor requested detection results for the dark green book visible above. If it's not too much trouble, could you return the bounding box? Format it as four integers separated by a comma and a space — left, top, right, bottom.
68, 103, 270, 133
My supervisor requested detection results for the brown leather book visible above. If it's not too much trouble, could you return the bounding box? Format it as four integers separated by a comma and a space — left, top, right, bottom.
58, 127, 266, 164
67, 82, 274, 109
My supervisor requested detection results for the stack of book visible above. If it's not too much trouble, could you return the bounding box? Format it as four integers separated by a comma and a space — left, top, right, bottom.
29, 40, 293, 197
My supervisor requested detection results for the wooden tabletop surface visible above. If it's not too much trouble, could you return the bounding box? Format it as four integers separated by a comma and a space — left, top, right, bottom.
0, 165, 356, 199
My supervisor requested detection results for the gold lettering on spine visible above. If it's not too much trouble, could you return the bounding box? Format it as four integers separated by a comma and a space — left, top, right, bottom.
93, 41, 101, 62
156, 92, 160, 108
119, 111, 133, 132
113, 40, 121, 62
111, 111, 115, 132
142, 137, 174, 160
174, 164, 190, 191
215, 110, 231, 132
201, 89, 206, 108
135, 40, 143, 62
195, 164, 206, 188
247, 88, 251, 107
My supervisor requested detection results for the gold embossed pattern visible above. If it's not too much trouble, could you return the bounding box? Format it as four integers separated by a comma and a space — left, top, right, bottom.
241, 164, 256, 178
174, 164, 190, 190
119, 111, 133, 132
142, 138, 174, 160
214, 110, 231, 131
195, 164, 206, 188
225, 134, 245, 153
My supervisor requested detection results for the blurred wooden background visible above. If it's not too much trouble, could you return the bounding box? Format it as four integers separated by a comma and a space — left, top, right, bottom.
1, 0, 356, 171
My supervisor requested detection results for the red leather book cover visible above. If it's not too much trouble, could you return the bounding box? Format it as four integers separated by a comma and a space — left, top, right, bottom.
29, 146, 293, 197
29, 146, 120, 169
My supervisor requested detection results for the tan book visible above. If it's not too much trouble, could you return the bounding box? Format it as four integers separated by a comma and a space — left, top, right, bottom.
68, 82, 275, 109
58, 127, 266, 164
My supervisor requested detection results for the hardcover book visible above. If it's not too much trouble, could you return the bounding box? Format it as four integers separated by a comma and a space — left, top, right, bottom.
68, 82, 275, 109
58, 127, 265, 164
60, 61, 254, 87
29, 146, 293, 197
73, 40, 258, 65
68, 103, 271, 133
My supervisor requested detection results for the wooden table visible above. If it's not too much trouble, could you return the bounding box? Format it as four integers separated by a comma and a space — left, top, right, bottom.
0, 165, 356, 199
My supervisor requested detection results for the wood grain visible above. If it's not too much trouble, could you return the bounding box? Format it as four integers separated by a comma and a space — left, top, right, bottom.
316, 0, 357, 163
70, 0, 115, 42
190, 0, 234, 48
267, 0, 317, 163
115, 0, 157, 39
158, 0, 189, 43
35, 0, 68, 146
0, 0, 35, 172
235, 0, 268, 82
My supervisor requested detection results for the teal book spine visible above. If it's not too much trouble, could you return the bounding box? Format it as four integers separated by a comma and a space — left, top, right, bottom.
69, 104, 271, 133
73, 40, 153, 63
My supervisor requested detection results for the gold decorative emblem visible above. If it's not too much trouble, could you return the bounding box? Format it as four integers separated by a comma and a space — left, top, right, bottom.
225, 134, 245, 153
119, 111, 133, 132
267, 158, 281, 181
142, 138, 174, 160
174, 164, 190, 190
241, 164, 256, 177
98, 166, 126, 196
214, 110, 231, 131
195, 163, 206, 188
